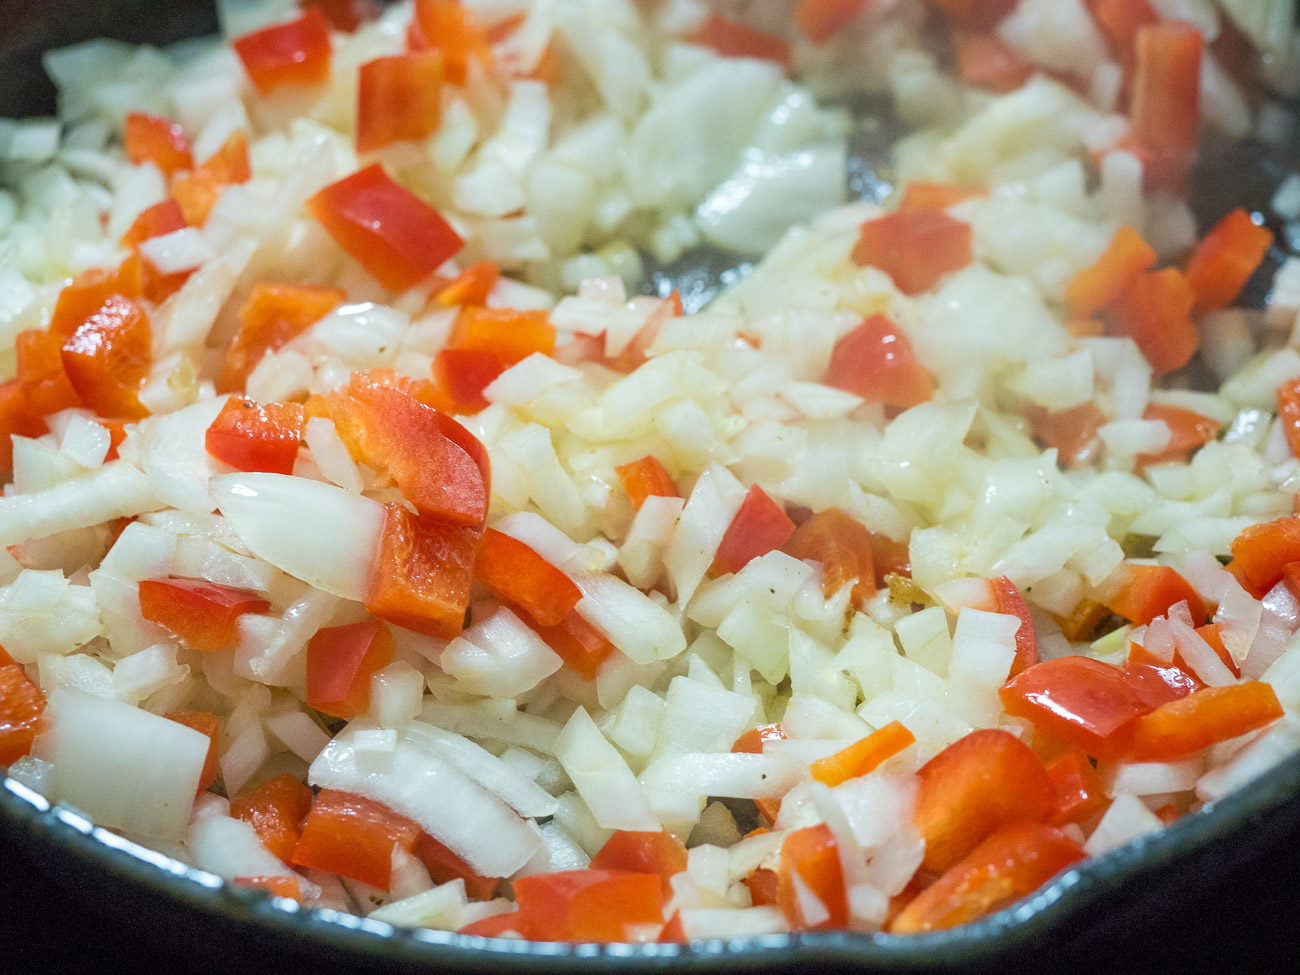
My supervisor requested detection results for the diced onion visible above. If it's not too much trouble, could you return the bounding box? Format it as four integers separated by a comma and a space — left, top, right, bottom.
210, 473, 384, 601
310, 723, 545, 877
35, 687, 208, 841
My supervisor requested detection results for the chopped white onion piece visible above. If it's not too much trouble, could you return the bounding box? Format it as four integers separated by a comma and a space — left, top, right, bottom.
1083, 791, 1164, 856
403, 721, 559, 818
1100, 756, 1204, 797
303, 416, 363, 493
639, 752, 801, 800
264, 710, 332, 763
553, 707, 658, 831
35, 688, 208, 841
310, 722, 544, 877
138, 227, 217, 274
367, 879, 468, 930
568, 569, 687, 664
0, 462, 162, 549
186, 814, 293, 881
440, 608, 563, 698
211, 473, 384, 601
1169, 617, 1237, 686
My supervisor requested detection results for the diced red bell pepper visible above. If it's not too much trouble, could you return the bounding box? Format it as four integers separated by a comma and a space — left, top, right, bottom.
304, 0, 382, 32
1027, 402, 1105, 467
922, 0, 1017, 24
474, 529, 582, 628
292, 788, 421, 889
784, 508, 876, 608
1130, 21, 1203, 154
711, 484, 797, 576
695, 15, 792, 68
1066, 226, 1158, 320
897, 182, 983, 213
1000, 656, 1151, 761
49, 262, 144, 339
1136, 403, 1220, 468
732, 723, 787, 755
1283, 561, 1300, 603
305, 617, 395, 719
230, 772, 315, 862
430, 348, 505, 415
165, 710, 221, 793
615, 455, 679, 512
435, 261, 499, 308
744, 866, 780, 907
120, 200, 189, 251
217, 282, 345, 394
1122, 643, 1203, 709
170, 131, 252, 227
59, 294, 152, 420
657, 910, 687, 943
511, 869, 665, 942
1227, 516, 1300, 598
1044, 750, 1107, 827
776, 824, 848, 931
16, 329, 81, 416
1104, 563, 1206, 628
205, 397, 304, 476
307, 164, 463, 292
356, 52, 445, 153
1089, 0, 1160, 66
913, 728, 1055, 873
366, 503, 481, 639
589, 831, 688, 897
119, 200, 194, 303
124, 112, 193, 176
991, 575, 1037, 677
1106, 267, 1198, 375
869, 531, 912, 584
1185, 208, 1275, 312
527, 610, 615, 682
231, 875, 303, 901
411, 0, 494, 86
449, 307, 556, 366
824, 313, 933, 410
1, 380, 48, 476
328, 372, 488, 524
851, 211, 973, 295
414, 832, 500, 900
458, 912, 523, 937
795, 0, 872, 44
1278, 377, 1300, 460
954, 31, 1034, 93
138, 577, 272, 651
890, 820, 1085, 933
233, 8, 333, 94
810, 720, 915, 787
1131, 681, 1284, 761
0, 660, 46, 765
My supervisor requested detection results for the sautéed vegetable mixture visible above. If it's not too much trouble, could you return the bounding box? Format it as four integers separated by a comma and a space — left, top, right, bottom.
3, 0, 1300, 942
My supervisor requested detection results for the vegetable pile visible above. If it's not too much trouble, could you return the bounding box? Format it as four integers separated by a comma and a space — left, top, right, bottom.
4, 0, 1300, 945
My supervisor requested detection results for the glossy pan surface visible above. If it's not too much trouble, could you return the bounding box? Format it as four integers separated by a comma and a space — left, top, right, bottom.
3, 2, 1300, 971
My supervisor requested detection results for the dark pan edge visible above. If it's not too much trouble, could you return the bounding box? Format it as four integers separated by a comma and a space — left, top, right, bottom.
6, 745, 1300, 972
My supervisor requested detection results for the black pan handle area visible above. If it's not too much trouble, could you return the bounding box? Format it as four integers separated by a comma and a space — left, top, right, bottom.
0, 0, 219, 118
